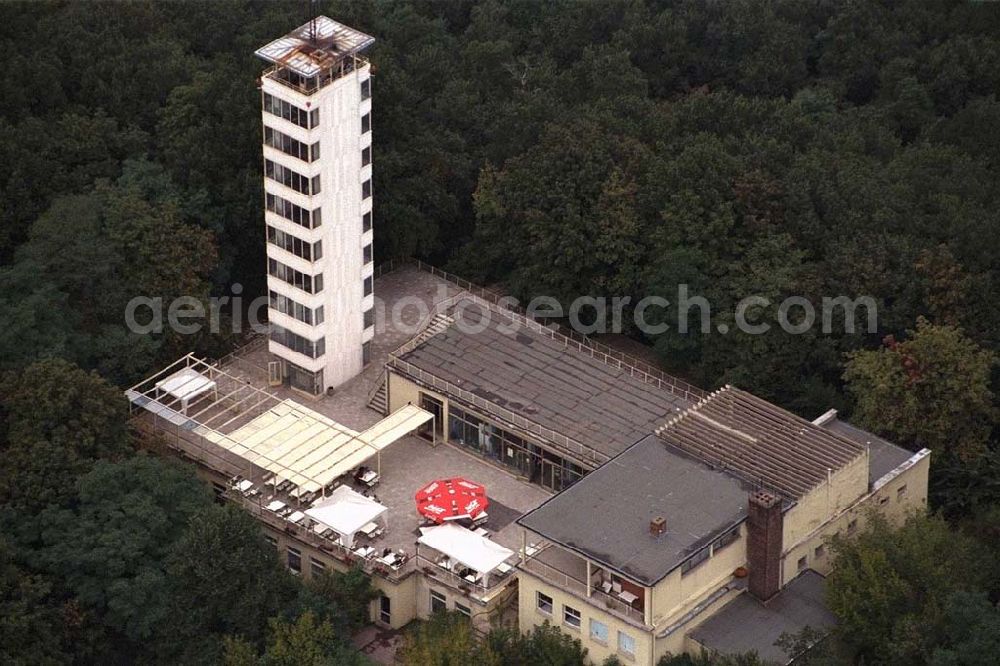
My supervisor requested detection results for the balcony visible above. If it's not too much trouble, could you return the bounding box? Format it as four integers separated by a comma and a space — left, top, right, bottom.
519, 543, 647, 627
263, 57, 366, 96
415, 552, 518, 603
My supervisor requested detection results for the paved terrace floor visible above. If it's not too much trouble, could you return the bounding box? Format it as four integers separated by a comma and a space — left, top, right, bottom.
220, 265, 548, 556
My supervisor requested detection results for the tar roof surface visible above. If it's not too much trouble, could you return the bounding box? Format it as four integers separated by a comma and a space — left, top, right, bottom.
398, 302, 697, 461
517, 434, 751, 586
690, 571, 837, 664
823, 418, 914, 486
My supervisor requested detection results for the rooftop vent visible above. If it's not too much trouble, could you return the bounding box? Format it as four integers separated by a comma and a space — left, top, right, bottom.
650, 516, 667, 536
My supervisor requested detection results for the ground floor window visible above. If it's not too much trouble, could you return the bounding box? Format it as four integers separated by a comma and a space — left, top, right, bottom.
430, 590, 446, 614
287, 361, 323, 395
362, 340, 372, 366
590, 619, 609, 644
618, 630, 636, 658
536, 591, 553, 615
448, 405, 584, 492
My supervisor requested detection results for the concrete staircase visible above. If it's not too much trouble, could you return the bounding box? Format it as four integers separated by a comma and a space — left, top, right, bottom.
367, 373, 388, 415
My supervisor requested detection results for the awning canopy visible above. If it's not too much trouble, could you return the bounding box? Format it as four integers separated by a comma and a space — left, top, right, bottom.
418, 523, 513, 575
306, 485, 387, 546
154, 368, 216, 412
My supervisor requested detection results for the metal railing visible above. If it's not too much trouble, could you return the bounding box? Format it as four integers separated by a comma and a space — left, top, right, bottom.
415, 554, 517, 600
519, 552, 646, 627
261, 56, 368, 96
377, 257, 707, 403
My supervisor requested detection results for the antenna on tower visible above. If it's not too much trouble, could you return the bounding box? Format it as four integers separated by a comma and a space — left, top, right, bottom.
308, 0, 320, 44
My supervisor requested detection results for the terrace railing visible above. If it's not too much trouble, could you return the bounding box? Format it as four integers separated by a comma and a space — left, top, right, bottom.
519, 549, 647, 627
415, 553, 517, 601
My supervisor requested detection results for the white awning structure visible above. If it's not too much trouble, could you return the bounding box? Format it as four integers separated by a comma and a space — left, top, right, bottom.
127, 355, 435, 496
306, 486, 387, 548
154, 368, 217, 413
418, 523, 514, 586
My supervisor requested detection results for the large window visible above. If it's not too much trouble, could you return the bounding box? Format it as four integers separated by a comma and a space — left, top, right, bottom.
430, 590, 446, 614
536, 591, 553, 615
268, 258, 322, 294
563, 605, 581, 629
287, 362, 323, 395
265, 159, 320, 195
270, 324, 325, 358
590, 619, 609, 644
448, 406, 583, 492
264, 126, 320, 162
267, 225, 322, 261
270, 290, 323, 326
617, 631, 636, 659
266, 193, 320, 229
455, 602, 471, 620
310, 557, 326, 578
263, 92, 318, 129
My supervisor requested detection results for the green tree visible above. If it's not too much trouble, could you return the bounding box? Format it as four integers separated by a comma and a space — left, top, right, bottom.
929, 591, 1000, 666
825, 512, 994, 663
0, 359, 131, 513
398, 612, 501, 666
843, 318, 996, 461
223, 610, 368, 666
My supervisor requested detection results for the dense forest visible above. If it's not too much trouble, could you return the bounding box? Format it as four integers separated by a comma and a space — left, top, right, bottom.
2, 1, 1000, 664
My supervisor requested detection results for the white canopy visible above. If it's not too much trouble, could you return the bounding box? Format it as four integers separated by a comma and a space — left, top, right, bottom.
418, 523, 514, 584
305, 485, 387, 548
154, 368, 216, 413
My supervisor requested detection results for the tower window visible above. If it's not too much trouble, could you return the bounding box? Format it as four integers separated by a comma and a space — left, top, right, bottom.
363, 244, 373, 265
361, 112, 371, 134
361, 78, 371, 100
364, 276, 373, 296
363, 211, 372, 232
362, 179, 372, 199
362, 145, 371, 167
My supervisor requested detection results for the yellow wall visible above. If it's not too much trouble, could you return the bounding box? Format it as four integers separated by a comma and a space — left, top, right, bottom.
782, 452, 869, 548
519, 569, 654, 665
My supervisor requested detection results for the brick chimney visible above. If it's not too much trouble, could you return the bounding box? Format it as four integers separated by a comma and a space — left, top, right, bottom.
650, 516, 666, 536
746, 490, 783, 601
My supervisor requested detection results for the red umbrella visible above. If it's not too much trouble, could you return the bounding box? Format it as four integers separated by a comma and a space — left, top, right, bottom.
415, 477, 488, 524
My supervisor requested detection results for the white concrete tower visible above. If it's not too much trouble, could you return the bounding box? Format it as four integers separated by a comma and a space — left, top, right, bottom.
255, 17, 375, 395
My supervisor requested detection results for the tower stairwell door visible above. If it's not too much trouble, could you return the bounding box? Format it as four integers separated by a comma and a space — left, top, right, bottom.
267, 361, 282, 387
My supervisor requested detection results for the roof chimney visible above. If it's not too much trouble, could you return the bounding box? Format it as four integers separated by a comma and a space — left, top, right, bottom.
650, 516, 667, 536
747, 490, 783, 601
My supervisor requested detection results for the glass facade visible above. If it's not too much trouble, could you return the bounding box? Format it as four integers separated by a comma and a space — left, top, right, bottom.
448, 406, 583, 492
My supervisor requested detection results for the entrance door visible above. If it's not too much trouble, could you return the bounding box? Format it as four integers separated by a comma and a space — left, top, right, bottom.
418, 393, 444, 442
267, 361, 282, 386
379, 595, 391, 625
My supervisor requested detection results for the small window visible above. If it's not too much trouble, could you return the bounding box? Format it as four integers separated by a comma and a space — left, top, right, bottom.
361, 112, 371, 134
455, 602, 471, 619
362, 341, 372, 365
590, 619, 609, 644
430, 590, 446, 614
311, 175, 322, 195
287, 547, 301, 574
311, 141, 320, 162
363, 244, 373, 264
536, 591, 553, 615
364, 276, 373, 297
797, 556, 807, 572
310, 557, 326, 578
897, 485, 907, 500
362, 145, 371, 167
309, 108, 320, 128
211, 482, 226, 498
847, 519, 858, 535
681, 548, 709, 576
361, 78, 371, 100
814, 544, 825, 559
362, 211, 372, 232
563, 605, 581, 629
362, 179, 372, 199
363, 308, 374, 330
877, 495, 889, 506
617, 631, 636, 658
711, 526, 740, 554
